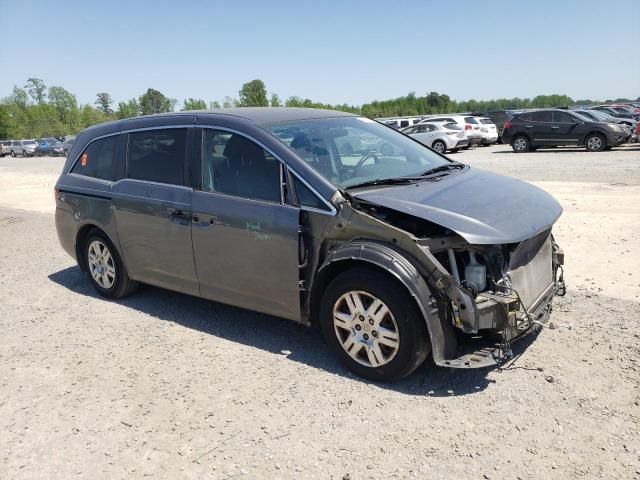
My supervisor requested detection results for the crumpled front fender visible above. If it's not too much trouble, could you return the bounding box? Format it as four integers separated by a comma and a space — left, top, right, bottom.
316, 240, 458, 365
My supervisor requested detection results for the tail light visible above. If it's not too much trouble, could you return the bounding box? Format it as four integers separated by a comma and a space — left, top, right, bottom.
54, 188, 60, 202
504, 120, 512, 130
465, 124, 472, 130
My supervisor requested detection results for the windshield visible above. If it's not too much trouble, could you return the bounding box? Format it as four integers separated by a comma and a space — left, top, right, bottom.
264, 116, 452, 189
24, 140, 36, 145
571, 112, 593, 122
44, 137, 59, 143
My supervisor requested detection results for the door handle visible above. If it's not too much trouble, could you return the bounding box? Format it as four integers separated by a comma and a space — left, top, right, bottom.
551, 126, 560, 129
524, 125, 534, 128
170, 209, 188, 218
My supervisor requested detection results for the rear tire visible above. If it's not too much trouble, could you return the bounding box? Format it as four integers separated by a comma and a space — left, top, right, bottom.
84, 230, 138, 299
585, 133, 606, 152
432, 140, 447, 154
512, 135, 530, 152
320, 267, 430, 382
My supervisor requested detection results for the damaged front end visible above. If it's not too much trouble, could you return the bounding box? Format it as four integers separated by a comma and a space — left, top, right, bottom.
308, 190, 565, 369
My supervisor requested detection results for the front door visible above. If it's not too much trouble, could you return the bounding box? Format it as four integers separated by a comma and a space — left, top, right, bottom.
551, 111, 581, 145
112, 127, 199, 295
191, 129, 301, 321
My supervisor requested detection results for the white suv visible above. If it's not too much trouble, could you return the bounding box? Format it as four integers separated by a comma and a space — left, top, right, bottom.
419, 115, 482, 147
402, 122, 468, 153
477, 117, 499, 145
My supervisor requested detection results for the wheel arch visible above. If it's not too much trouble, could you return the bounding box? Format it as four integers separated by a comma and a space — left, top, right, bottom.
583, 130, 607, 144
75, 223, 120, 272
309, 241, 457, 363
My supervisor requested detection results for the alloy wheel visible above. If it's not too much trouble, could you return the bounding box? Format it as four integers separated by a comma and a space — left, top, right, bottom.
513, 137, 528, 151
87, 240, 116, 289
332, 290, 400, 368
587, 136, 603, 151
433, 141, 446, 153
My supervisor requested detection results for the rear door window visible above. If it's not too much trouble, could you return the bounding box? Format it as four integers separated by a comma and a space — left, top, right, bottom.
127, 129, 187, 185
71, 135, 119, 181
464, 117, 478, 124
531, 111, 553, 122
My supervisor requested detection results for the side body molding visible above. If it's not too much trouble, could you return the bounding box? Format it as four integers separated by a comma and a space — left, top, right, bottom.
316, 241, 457, 365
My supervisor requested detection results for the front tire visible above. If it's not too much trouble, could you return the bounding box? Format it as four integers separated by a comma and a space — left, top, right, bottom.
511, 135, 530, 152
320, 267, 430, 382
85, 230, 138, 299
585, 133, 606, 152
11, 151, 16, 157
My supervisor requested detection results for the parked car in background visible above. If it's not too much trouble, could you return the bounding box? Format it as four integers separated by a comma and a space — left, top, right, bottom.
54, 108, 565, 381
419, 115, 482, 147
502, 109, 628, 152
401, 121, 468, 153
572, 109, 635, 141
479, 110, 519, 138
62, 137, 75, 156
379, 117, 424, 130
0, 140, 11, 157
477, 117, 499, 145
10, 140, 24, 157
36, 137, 66, 156
20, 139, 39, 157
592, 106, 633, 120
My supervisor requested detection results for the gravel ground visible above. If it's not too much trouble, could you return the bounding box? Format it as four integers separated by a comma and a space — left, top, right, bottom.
1, 144, 639, 479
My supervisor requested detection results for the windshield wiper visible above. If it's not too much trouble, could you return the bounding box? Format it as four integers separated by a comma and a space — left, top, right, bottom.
420, 163, 465, 176
345, 176, 427, 189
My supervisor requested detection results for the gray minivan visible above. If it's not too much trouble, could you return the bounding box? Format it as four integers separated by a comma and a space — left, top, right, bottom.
55, 108, 565, 381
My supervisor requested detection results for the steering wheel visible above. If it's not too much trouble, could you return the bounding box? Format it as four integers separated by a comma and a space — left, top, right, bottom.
353, 150, 380, 175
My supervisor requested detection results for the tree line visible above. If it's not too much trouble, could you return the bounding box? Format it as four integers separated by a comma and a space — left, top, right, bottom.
1, 77, 637, 139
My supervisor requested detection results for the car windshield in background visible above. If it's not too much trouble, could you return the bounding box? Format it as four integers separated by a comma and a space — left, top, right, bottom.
443, 123, 462, 130
571, 112, 593, 122
45, 137, 59, 143
479, 119, 493, 124
23, 140, 36, 145
263, 116, 451, 189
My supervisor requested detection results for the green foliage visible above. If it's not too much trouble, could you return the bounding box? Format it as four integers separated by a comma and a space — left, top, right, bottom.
116, 99, 140, 119
25, 78, 47, 104
95, 93, 113, 115
270, 93, 282, 107
238, 79, 268, 107
0, 76, 633, 141
139, 88, 176, 115
182, 98, 207, 111
222, 96, 238, 108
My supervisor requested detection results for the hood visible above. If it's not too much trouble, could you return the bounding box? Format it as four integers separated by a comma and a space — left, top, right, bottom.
352, 167, 562, 244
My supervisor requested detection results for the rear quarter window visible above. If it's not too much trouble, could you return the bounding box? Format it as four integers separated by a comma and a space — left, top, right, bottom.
71, 135, 119, 181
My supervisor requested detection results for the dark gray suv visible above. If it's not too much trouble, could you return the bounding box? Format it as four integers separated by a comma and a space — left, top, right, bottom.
55, 108, 565, 381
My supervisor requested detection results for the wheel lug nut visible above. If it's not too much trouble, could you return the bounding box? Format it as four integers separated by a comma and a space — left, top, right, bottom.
369, 319, 374, 325
355, 324, 361, 331
359, 315, 365, 321
363, 334, 369, 340
372, 331, 378, 337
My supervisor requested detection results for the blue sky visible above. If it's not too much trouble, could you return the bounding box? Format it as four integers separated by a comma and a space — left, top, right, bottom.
1, 0, 639, 107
